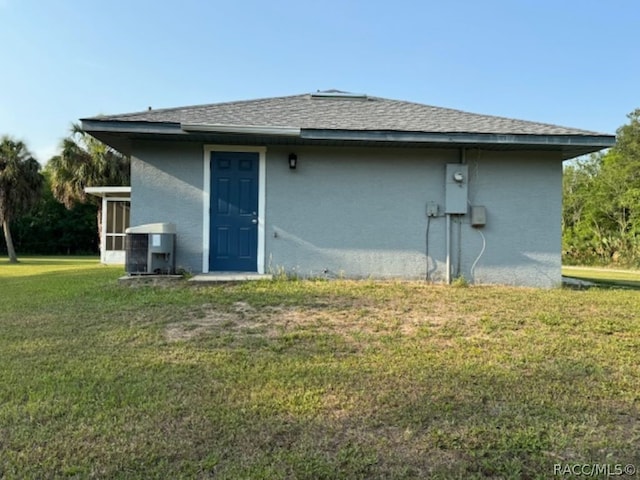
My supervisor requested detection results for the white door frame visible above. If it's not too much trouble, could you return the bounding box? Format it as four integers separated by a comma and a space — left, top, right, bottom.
202, 145, 266, 273
101, 196, 130, 265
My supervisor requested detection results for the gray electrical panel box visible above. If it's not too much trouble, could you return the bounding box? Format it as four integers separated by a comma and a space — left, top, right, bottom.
426, 201, 439, 217
471, 206, 486, 228
445, 164, 469, 214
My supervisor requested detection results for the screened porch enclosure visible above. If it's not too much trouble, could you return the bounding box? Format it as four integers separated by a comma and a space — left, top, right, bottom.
85, 186, 131, 265
105, 200, 130, 252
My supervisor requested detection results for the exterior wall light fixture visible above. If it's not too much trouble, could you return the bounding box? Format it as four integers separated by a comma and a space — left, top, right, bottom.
288, 153, 297, 169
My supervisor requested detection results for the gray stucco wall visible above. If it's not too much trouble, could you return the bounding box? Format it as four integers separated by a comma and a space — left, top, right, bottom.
129, 141, 562, 287
458, 151, 562, 287
265, 146, 454, 279
265, 147, 562, 287
130, 140, 204, 273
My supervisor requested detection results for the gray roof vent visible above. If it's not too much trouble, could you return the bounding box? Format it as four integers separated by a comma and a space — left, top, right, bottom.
311, 90, 368, 100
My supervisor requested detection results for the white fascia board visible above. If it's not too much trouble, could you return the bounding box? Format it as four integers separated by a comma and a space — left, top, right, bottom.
85, 186, 131, 198
182, 123, 300, 136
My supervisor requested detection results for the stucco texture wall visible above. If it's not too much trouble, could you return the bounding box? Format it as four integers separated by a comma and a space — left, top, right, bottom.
459, 150, 563, 287
266, 146, 449, 279
130, 140, 204, 273
265, 147, 562, 287
129, 141, 562, 287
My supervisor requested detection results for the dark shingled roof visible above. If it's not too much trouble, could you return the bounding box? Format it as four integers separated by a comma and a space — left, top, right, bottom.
88, 92, 606, 137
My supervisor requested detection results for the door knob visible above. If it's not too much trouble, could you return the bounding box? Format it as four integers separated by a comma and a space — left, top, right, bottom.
251, 218, 258, 224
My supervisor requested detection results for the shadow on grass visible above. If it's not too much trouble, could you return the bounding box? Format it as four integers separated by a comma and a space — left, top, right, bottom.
0, 256, 118, 282
563, 275, 640, 290
0, 255, 99, 264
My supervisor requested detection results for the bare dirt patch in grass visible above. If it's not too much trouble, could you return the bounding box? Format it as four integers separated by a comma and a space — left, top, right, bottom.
165, 301, 271, 341
164, 295, 480, 345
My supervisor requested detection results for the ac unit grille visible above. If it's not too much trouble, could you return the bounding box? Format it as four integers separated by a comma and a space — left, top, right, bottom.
125, 234, 149, 274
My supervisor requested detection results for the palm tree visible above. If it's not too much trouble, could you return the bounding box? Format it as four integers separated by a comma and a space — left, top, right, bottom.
0, 136, 44, 263
48, 123, 129, 206
47, 123, 130, 242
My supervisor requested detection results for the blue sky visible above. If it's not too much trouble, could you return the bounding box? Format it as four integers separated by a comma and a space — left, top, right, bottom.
1, 0, 638, 163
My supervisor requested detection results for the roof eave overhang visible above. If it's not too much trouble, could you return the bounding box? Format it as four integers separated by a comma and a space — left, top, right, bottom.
302, 129, 614, 147
81, 119, 184, 136
80, 119, 615, 160
302, 129, 615, 160
84, 186, 131, 198
182, 123, 301, 136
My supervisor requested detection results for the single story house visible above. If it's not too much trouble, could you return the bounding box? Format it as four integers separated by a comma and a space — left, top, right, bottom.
81, 91, 614, 287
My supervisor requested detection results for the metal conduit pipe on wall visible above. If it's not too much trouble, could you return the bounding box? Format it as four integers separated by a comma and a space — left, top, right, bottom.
458, 148, 467, 279
445, 148, 467, 284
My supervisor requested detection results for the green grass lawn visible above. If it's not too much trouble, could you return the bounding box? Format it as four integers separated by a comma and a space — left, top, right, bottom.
1, 258, 639, 479
562, 266, 640, 289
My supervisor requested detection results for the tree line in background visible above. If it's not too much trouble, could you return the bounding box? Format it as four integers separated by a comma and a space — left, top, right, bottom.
0, 125, 129, 262
563, 109, 640, 266
1, 111, 639, 266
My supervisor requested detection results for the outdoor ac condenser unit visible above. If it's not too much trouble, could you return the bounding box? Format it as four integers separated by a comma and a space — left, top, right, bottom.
125, 223, 176, 275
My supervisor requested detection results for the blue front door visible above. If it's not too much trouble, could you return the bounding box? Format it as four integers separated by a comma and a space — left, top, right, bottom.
210, 151, 259, 272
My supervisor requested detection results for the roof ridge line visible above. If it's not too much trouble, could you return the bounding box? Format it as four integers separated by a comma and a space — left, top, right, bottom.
91, 93, 311, 121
